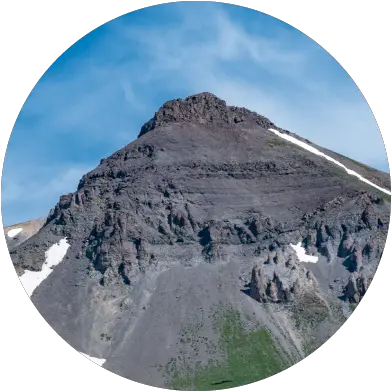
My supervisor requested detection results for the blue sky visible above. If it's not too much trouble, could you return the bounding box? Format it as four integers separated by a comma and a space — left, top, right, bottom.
1, 2, 388, 226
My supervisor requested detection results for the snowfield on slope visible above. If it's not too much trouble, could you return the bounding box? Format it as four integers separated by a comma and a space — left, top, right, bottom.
19, 238, 70, 297
80, 352, 106, 366
7, 228, 23, 238
290, 242, 319, 263
269, 128, 391, 196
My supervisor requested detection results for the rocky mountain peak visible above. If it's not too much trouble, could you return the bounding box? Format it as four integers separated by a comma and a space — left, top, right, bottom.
138, 92, 276, 137
7, 91, 390, 389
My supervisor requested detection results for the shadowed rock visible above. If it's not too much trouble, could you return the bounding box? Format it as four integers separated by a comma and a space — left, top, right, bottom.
344, 271, 371, 303
250, 247, 317, 303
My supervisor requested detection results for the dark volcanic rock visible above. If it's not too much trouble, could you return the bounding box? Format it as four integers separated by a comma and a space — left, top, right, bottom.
138, 92, 276, 137
249, 246, 317, 303
297, 192, 388, 304
7, 92, 390, 388
11, 93, 389, 303
344, 270, 371, 303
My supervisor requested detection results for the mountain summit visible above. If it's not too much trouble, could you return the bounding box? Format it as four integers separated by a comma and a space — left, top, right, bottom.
138, 92, 276, 137
7, 93, 390, 389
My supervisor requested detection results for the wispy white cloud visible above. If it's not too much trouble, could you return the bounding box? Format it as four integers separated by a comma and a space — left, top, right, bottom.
117, 3, 386, 170
2, 2, 388, 226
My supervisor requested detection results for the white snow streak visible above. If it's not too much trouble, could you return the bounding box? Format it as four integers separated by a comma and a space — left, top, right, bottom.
290, 242, 319, 263
7, 228, 23, 238
19, 238, 70, 297
269, 128, 391, 196
80, 352, 106, 366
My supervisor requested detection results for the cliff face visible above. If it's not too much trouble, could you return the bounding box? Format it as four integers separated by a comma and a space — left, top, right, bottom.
8, 93, 390, 389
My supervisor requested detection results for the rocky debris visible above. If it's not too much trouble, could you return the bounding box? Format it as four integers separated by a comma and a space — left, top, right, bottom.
343, 270, 371, 303
249, 247, 317, 303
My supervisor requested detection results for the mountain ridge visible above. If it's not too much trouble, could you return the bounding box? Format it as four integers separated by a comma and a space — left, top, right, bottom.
137, 92, 389, 191
138, 92, 277, 137
5, 92, 390, 389
3, 217, 46, 251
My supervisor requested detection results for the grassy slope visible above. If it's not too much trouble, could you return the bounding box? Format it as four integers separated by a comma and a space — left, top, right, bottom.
165, 308, 289, 390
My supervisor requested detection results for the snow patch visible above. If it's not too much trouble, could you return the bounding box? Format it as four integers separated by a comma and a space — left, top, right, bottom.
7, 228, 23, 238
290, 242, 318, 263
19, 238, 70, 297
269, 128, 391, 196
80, 352, 106, 366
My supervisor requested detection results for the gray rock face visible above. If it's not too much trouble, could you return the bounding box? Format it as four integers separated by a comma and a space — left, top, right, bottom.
138, 92, 276, 137
250, 246, 317, 303
344, 271, 371, 303
7, 92, 390, 388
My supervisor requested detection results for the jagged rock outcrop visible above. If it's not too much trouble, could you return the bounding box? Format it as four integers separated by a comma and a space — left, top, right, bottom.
10, 93, 389, 304
250, 247, 317, 303
344, 270, 371, 303
339, 232, 354, 257
299, 192, 388, 273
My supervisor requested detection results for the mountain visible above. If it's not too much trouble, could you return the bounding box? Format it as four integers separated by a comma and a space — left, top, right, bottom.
7, 93, 390, 389
4, 217, 46, 251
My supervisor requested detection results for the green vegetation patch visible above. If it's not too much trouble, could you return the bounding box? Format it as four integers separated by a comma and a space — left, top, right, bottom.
292, 292, 330, 329
166, 307, 289, 390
